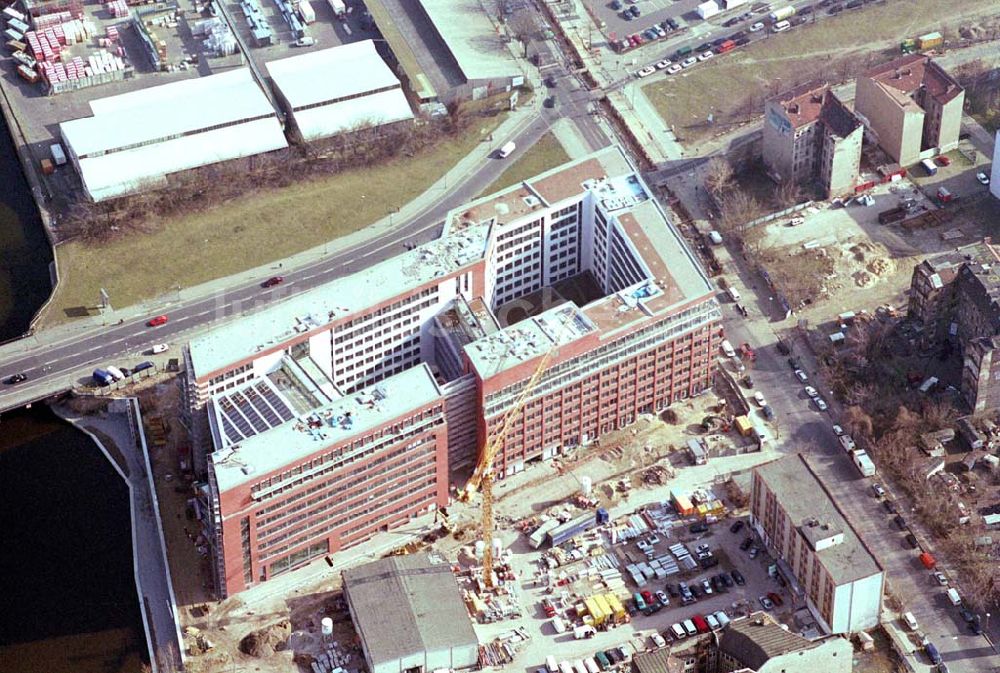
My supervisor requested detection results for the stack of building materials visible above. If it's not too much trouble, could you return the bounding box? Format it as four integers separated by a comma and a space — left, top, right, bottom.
273, 0, 304, 38
33, 9, 74, 28
308, 640, 352, 673
38, 48, 128, 93
194, 17, 237, 56
670, 543, 698, 571
240, 0, 271, 46
106, 0, 129, 17
23, 0, 84, 22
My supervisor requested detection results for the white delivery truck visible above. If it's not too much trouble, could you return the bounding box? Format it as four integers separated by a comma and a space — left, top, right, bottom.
721, 339, 736, 358
298, 0, 315, 23
851, 449, 876, 477
106, 365, 126, 381
498, 141, 516, 158
50, 143, 67, 166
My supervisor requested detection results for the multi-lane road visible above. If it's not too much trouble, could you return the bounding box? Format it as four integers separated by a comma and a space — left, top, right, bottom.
0, 70, 610, 412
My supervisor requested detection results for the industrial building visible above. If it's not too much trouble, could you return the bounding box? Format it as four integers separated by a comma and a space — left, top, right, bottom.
183, 146, 722, 596
59, 68, 287, 201
342, 553, 479, 673
908, 239, 1000, 412
265, 40, 414, 143
713, 613, 851, 673
750, 455, 885, 634
854, 54, 964, 167
762, 82, 863, 198
415, 0, 524, 99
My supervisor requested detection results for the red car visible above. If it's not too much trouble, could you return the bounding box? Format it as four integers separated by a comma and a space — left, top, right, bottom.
262, 276, 285, 288
147, 315, 169, 327
692, 615, 710, 633
767, 592, 784, 607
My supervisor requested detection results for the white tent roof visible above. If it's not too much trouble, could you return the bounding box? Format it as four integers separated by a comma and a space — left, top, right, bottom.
265, 40, 403, 109
294, 89, 413, 141
76, 118, 287, 202
61, 69, 279, 158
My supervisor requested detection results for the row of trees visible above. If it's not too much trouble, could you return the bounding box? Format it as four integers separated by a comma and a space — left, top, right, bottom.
59, 106, 489, 244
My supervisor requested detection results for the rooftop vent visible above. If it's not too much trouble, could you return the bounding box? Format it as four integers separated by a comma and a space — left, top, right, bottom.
523, 195, 541, 207
788, 103, 800, 114
811, 94, 823, 104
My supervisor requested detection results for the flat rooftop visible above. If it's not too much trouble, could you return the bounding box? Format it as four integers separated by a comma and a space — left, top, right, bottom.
343, 552, 478, 667
188, 224, 489, 379
209, 364, 441, 492
464, 302, 598, 379
755, 455, 882, 585
417, 0, 522, 82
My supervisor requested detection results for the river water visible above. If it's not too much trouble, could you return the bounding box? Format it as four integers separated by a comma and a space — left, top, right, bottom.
0, 118, 146, 671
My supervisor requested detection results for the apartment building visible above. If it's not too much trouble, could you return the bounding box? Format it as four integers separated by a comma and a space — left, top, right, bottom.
184, 146, 721, 596
762, 82, 863, 198
854, 54, 964, 167
907, 239, 1000, 412
750, 455, 884, 634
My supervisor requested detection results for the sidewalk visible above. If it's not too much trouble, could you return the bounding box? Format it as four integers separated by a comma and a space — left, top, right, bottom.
57, 399, 184, 673
3, 96, 544, 357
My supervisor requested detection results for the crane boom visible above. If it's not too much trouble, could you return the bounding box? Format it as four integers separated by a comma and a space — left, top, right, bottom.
464, 313, 570, 589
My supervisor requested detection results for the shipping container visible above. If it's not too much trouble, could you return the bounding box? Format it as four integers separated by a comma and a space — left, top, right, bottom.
919, 552, 936, 569
696, 0, 719, 19
584, 597, 605, 626
917, 31, 942, 50
672, 491, 695, 515
50, 143, 66, 165
735, 415, 753, 436
604, 593, 627, 623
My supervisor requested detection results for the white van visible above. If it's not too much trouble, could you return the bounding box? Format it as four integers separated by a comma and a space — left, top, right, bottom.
902, 611, 918, 630
721, 340, 737, 358
772, 19, 790, 32
498, 141, 516, 158
727, 286, 741, 302
106, 365, 126, 381
682, 619, 697, 636
546, 656, 558, 673
947, 588, 961, 606
670, 623, 687, 640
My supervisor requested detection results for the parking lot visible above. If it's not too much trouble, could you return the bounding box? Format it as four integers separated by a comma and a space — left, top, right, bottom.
484, 498, 808, 671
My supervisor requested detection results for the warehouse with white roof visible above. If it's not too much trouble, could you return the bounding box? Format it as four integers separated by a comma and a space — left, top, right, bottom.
60, 69, 288, 202
265, 40, 414, 143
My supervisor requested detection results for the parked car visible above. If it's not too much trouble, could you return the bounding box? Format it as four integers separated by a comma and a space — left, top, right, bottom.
731, 569, 746, 585
977, 172, 990, 185
694, 42, 712, 52
794, 369, 808, 382
666, 583, 680, 597
832, 424, 844, 436
150, 343, 169, 354
905, 533, 919, 548
740, 537, 754, 551
758, 595, 774, 610
933, 571, 948, 586
650, 632, 666, 648
753, 391, 767, 407
749, 21, 764, 31
894, 514, 907, 530
748, 546, 760, 559
883, 499, 898, 514
804, 386, 818, 398
666, 63, 683, 74
697, 50, 714, 61
814, 397, 828, 411
767, 592, 783, 606
636, 66, 656, 77
655, 590, 669, 606
872, 483, 886, 498
655, 59, 671, 69
701, 579, 714, 595
730, 520, 744, 533
681, 57, 698, 68
689, 522, 709, 534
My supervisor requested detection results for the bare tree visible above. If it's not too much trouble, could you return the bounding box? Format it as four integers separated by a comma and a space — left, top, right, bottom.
841, 405, 874, 439
774, 179, 803, 208
716, 190, 763, 238
703, 157, 734, 196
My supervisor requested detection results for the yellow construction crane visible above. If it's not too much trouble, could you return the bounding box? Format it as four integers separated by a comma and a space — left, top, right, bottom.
461, 326, 565, 589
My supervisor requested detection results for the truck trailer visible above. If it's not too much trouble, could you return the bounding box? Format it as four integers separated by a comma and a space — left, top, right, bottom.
769, 6, 795, 22
327, 0, 346, 18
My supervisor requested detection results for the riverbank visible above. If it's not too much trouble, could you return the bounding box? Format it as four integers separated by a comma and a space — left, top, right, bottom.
0, 71, 58, 337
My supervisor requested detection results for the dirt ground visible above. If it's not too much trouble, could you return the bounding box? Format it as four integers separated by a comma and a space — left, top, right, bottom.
146, 383, 760, 673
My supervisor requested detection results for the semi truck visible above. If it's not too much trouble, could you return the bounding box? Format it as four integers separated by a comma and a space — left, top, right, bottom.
327, 0, 346, 19
851, 449, 876, 477
769, 5, 796, 22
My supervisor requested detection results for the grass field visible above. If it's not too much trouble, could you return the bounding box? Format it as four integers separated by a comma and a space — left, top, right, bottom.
642, 0, 996, 144
42, 112, 509, 324
481, 132, 571, 196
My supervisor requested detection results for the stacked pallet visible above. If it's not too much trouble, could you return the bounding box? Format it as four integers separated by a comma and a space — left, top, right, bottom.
33, 10, 74, 29
25, 28, 62, 61
106, 0, 129, 18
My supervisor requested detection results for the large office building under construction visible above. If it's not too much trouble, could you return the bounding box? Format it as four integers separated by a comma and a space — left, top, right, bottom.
183, 146, 723, 596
